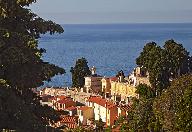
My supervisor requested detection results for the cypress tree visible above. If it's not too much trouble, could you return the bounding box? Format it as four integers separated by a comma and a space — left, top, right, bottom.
70, 58, 91, 88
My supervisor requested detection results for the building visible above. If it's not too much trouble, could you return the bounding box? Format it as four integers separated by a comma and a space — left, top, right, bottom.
77, 106, 94, 125
117, 104, 130, 117
40, 95, 53, 106
55, 97, 76, 111
110, 67, 150, 103
84, 66, 103, 94
86, 96, 118, 126
128, 66, 150, 86
111, 81, 137, 103
65, 106, 77, 116
51, 95, 67, 110
39, 87, 66, 96
101, 77, 118, 97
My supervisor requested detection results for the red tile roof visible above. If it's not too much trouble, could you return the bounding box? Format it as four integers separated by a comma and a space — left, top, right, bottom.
57, 95, 67, 100
60, 116, 78, 123
66, 106, 77, 111
102, 77, 118, 82
78, 106, 91, 111
87, 96, 116, 109
57, 98, 74, 104
110, 77, 118, 82
60, 116, 78, 129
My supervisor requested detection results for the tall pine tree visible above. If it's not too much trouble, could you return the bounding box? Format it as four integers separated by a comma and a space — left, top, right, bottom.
0, 0, 65, 131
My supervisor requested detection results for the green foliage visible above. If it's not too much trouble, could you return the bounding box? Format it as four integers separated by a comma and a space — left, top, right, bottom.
126, 98, 159, 132
136, 40, 192, 96
136, 84, 155, 99
95, 118, 105, 132
70, 58, 91, 88
124, 40, 192, 132
0, 85, 62, 132
153, 74, 192, 131
105, 126, 112, 132
164, 39, 191, 77
120, 123, 129, 132
116, 70, 125, 78
0, 0, 65, 131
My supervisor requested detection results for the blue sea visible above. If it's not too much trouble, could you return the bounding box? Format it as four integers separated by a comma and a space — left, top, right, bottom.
39, 23, 192, 87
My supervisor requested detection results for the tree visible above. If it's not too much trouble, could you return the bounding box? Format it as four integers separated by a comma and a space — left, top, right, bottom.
136, 40, 192, 96
0, 0, 64, 131
153, 74, 192, 131
124, 40, 192, 132
123, 84, 160, 131
95, 118, 105, 132
116, 70, 125, 78
163, 39, 191, 77
136, 84, 155, 99
70, 58, 91, 88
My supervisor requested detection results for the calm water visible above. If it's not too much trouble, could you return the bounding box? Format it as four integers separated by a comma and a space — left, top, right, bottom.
39, 23, 192, 87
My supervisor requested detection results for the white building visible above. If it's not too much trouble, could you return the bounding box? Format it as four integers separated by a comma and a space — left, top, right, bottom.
84, 66, 103, 93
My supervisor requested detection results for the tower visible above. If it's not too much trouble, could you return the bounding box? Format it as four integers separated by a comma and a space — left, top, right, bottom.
91, 66, 96, 75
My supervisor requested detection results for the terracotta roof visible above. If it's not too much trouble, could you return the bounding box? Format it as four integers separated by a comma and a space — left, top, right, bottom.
78, 106, 91, 111
60, 116, 78, 123
60, 116, 78, 129
57, 95, 67, 100
87, 96, 116, 109
110, 77, 118, 82
102, 76, 118, 81
66, 106, 77, 111
57, 98, 74, 104
47, 95, 65, 101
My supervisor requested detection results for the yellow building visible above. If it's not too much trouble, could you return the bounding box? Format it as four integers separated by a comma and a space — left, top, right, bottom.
101, 77, 118, 97
110, 67, 151, 103
131, 66, 151, 86
111, 81, 137, 103
101, 77, 111, 93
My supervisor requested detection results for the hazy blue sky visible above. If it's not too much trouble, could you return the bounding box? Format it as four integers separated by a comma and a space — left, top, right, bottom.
30, 0, 192, 24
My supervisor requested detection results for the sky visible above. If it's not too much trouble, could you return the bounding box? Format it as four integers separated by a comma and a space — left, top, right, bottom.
30, 0, 192, 24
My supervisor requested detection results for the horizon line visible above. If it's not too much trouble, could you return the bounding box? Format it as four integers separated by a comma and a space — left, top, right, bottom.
59, 22, 192, 25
